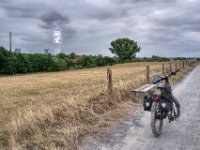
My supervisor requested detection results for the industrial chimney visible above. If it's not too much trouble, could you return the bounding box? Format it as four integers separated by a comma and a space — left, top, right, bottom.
9, 32, 12, 53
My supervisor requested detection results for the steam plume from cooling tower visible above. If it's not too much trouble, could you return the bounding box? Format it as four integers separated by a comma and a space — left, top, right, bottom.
40, 11, 70, 55
53, 25, 62, 55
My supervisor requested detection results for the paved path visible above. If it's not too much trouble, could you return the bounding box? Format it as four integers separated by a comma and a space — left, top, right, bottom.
96, 65, 200, 150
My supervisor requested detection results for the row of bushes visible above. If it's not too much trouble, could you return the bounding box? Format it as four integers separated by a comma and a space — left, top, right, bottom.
0, 47, 119, 74
0, 46, 170, 75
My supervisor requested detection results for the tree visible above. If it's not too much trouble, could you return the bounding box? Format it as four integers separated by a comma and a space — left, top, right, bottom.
54, 58, 67, 71
15, 54, 29, 73
109, 38, 141, 63
6, 56, 17, 74
57, 53, 67, 59
152, 55, 159, 61
0, 47, 9, 73
67, 52, 76, 59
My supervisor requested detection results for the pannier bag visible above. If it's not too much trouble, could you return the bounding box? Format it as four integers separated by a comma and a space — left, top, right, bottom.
143, 94, 153, 111
159, 97, 172, 113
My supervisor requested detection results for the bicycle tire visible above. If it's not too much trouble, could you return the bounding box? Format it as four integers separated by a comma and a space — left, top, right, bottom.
151, 101, 163, 137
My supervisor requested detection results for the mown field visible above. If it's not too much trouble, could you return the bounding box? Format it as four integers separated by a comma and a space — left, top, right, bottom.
0, 61, 193, 149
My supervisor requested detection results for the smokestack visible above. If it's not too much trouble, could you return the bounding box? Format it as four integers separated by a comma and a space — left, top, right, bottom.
9, 32, 12, 53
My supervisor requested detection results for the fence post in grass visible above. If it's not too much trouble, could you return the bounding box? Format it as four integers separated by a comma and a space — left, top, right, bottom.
166, 68, 169, 73
146, 65, 150, 84
183, 61, 185, 68
162, 64, 165, 74
169, 63, 172, 72
107, 68, 113, 93
175, 63, 178, 70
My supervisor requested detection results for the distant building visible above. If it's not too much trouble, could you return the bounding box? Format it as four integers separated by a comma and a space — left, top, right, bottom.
15, 48, 21, 54
44, 48, 49, 54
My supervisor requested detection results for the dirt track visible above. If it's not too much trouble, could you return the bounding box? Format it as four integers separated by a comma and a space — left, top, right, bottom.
93, 65, 200, 150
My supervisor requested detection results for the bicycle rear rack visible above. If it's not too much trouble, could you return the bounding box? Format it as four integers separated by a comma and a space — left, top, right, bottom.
132, 84, 156, 93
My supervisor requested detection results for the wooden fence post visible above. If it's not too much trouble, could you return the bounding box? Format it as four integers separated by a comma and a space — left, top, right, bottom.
107, 68, 112, 93
183, 61, 185, 68
175, 63, 178, 70
166, 68, 169, 73
146, 65, 150, 83
169, 63, 172, 72
162, 64, 165, 74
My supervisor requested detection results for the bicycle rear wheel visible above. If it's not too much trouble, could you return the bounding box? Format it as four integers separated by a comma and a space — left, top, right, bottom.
151, 101, 163, 137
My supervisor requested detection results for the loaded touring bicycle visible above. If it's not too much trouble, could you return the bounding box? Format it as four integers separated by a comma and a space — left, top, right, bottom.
132, 70, 180, 137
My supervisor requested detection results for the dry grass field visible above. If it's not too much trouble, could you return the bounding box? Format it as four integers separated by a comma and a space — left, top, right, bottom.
0, 61, 194, 149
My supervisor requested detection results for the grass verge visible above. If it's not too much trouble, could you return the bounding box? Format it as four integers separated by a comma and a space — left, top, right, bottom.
0, 62, 198, 150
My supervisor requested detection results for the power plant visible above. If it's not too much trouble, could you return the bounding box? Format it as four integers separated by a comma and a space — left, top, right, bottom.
7, 27, 63, 55
15, 48, 21, 54
44, 48, 49, 54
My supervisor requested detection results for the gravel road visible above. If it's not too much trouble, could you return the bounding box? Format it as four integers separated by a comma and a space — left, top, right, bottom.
94, 65, 200, 150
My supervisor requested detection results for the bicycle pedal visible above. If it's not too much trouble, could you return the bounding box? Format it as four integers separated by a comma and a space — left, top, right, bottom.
170, 116, 174, 121
168, 116, 174, 122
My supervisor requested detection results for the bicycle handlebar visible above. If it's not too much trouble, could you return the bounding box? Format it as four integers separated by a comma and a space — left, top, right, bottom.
153, 69, 180, 84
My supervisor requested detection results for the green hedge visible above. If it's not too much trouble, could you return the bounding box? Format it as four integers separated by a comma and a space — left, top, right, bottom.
0, 46, 169, 75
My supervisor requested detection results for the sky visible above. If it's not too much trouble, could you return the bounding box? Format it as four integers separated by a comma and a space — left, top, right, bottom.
0, 0, 200, 57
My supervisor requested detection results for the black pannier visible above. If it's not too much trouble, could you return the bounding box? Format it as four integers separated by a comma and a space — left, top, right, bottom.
159, 96, 172, 113
143, 94, 153, 111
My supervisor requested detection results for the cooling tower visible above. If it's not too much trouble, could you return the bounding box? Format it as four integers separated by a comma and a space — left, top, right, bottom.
52, 29, 62, 55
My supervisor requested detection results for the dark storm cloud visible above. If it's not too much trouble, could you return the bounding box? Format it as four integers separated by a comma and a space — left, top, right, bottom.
62, 28, 76, 39
0, 0, 41, 18
88, 9, 128, 20
156, 16, 200, 32
113, 0, 175, 5
0, 0, 199, 57
114, 0, 152, 3
3, 6, 37, 18
0, 0, 10, 3
40, 11, 71, 29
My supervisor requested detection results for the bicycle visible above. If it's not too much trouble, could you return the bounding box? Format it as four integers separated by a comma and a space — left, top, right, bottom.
133, 70, 180, 137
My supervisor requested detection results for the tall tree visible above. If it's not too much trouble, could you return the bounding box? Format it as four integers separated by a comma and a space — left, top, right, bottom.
109, 38, 141, 62
0, 47, 10, 73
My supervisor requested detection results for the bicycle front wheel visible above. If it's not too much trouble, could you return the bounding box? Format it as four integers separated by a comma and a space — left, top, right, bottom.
151, 101, 163, 137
